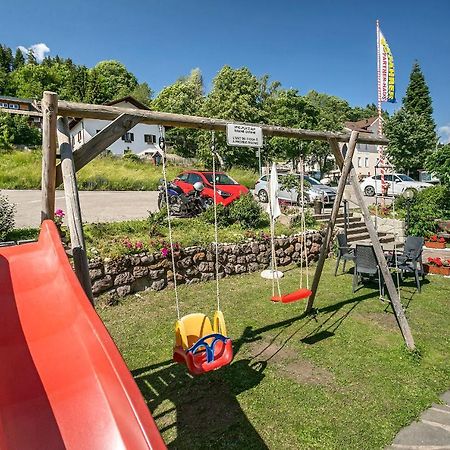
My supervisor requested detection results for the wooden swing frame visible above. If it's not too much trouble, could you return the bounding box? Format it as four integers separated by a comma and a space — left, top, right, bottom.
40, 91, 415, 351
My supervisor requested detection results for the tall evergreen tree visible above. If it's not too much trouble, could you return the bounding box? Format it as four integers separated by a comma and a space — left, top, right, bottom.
403, 61, 435, 128
385, 61, 437, 175
27, 49, 37, 65
13, 48, 25, 70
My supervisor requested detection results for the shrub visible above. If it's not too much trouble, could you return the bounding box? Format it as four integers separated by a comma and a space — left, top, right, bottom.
200, 194, 267, 229
123, 152, 141, 163
395, 185, 450, 237
0, 193, 16, 240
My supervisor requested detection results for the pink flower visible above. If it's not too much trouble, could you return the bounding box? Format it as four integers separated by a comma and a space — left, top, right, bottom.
135, 241, 143, 249
161, 247, 169, 257
55, 209, 65, 218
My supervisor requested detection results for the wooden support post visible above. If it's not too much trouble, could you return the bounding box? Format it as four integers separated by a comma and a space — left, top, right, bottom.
57, 117, 94, 304
328, 139, 416, 350
305, 131, 359, 313
41, 91, 58, 222
55, 113, 142, 186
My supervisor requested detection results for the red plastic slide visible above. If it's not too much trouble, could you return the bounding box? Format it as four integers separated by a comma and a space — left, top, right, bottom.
0, 221, 166, 449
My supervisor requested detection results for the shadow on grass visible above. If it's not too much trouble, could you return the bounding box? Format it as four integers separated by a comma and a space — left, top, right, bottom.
132, 358, 269, 449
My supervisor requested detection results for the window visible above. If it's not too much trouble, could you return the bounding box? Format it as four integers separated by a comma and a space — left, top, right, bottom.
187, 173, 203, 185
8, 103, 19, 110
144, 134, 156, 144
122, 132, 134, 143
384, 174, 394, 182
364, 157, 369, 167
260, 175, 267, 182
176, 173, 189, 182
357, 157, 362, 168
0, 102, 8, 108
373, 175, 381, 180
203, 173, 238, 186
77, 131, 82, 143
71, 136, 75, 147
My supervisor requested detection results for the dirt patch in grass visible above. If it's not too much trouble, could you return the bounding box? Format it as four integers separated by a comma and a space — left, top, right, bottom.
359, 311, 399, 331
249, 340, 335, 386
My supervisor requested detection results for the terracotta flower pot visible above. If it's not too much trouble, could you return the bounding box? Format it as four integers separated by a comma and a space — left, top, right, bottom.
424, 241, 446, 249
424, 264, 450, 276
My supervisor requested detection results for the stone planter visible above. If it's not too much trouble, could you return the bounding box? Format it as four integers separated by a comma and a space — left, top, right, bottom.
425, 241, 446, 249
424, 264, 450, 276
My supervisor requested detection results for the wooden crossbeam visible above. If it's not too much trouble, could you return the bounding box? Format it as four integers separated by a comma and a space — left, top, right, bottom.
328, 138, 415, 350
55, 113, 142, 186
305, 131, 359, 313
56, 117, 94, 304
56, 100, 389, 146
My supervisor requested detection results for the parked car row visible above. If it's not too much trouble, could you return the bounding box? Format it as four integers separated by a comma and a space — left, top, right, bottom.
360, 174, 432, 197
254, 173, 337, 205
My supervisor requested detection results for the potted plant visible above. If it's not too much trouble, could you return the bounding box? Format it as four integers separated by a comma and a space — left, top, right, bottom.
425, 234, 446, 249
424, 257, 450, 276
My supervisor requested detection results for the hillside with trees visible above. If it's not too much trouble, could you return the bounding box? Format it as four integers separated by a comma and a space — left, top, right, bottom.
1, 43, 383, 169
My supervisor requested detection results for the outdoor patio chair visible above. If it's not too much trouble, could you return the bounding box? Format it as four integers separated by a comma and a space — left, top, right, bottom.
394, 236, 425, 293
335, 233, 355, 276
352, 244, 384, 295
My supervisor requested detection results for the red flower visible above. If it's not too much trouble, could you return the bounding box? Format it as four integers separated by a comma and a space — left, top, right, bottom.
435, 257, 443, 267
439, 237, 446, 243
430, 235, 438, 242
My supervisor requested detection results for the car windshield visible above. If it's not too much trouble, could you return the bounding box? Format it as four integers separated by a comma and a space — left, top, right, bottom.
304, 176, 321, 185
397, 174, 415, 182
203, 173, 238, 185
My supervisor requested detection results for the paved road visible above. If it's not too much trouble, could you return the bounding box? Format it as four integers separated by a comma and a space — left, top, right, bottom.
3, 186, 383, 229
3, 190, 159, 228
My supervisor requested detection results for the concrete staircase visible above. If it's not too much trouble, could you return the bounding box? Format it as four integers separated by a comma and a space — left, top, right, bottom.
314, 212, 395, 246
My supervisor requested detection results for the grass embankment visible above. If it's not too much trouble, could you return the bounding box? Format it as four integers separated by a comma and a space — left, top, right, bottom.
83, 218, 304, 258
99, 259, 450, 449
0, 150, 259, 190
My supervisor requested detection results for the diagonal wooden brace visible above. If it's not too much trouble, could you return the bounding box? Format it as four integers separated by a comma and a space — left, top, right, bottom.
55, 113, 142, 187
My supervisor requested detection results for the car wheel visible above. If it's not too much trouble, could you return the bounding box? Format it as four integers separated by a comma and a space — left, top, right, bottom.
364, 185, 375, 197
258, 189, 269, 203
403, 187, 417, 197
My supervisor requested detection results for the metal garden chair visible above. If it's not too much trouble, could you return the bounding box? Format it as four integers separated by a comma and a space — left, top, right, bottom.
335, 233, 355, 276
352, 244, 384, 296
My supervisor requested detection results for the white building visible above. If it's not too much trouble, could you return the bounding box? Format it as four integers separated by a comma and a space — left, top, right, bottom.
69, 97, 162, 156
343, 116, 383, 178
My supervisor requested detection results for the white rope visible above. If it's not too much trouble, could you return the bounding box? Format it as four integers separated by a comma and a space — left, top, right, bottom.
159, 126, 181, 319
299, 158, 309, 289
267, 161, 281, 298
211, 133, 221, 312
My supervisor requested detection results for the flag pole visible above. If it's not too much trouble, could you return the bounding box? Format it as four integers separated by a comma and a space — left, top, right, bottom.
376, 19, 386, 207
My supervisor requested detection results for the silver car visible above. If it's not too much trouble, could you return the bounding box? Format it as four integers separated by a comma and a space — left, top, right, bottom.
254, 173, 337, 205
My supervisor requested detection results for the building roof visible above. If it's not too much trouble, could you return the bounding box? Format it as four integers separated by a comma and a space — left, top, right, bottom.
344, 116, 379, 133
0, 95, 35, 104
105, 96, 151, 111
69, 96, 151, 129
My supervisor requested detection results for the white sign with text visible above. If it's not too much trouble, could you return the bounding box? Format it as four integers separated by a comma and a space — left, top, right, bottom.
226, 124, 263, 148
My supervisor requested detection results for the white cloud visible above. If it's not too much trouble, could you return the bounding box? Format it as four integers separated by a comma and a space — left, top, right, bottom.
438, 125, 450, 144
18, 43, 50, 63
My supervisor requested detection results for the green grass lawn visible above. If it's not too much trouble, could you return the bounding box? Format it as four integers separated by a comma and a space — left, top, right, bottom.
99, 259, 450, 449
0, 150, 259, 190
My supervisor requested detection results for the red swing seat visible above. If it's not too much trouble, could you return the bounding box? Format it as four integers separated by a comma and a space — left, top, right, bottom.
271, 287, 312, 303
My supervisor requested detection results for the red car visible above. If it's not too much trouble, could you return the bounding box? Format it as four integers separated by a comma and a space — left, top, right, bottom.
174, 170, 249, 206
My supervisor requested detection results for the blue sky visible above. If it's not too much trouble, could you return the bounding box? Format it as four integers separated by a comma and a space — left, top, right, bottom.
2, 0, 449, 141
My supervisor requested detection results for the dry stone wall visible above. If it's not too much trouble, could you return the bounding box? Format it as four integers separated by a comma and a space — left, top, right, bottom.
89, 231, 323, 302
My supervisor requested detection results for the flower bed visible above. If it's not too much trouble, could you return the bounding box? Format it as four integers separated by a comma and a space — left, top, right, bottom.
424, 257, 450, 276
425, 235, 446, 249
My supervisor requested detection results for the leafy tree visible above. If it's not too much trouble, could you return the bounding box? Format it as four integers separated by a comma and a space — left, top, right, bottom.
0, 113, 41, 146
385, 109, 436, 174
85, 60, 138, 104
152, 69, 203, 157
425, 144, 450, 186
13, 48, 25, 70
200, 66, 262, 167
264, 89, 319, 168
130, 82, 153, 106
